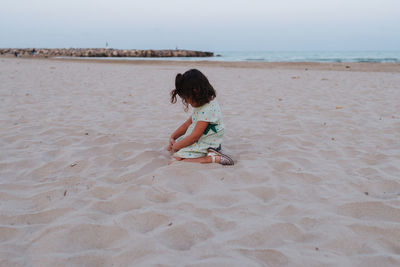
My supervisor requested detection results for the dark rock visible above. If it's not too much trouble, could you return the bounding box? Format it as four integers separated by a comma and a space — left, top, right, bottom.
0, 48, 214, 58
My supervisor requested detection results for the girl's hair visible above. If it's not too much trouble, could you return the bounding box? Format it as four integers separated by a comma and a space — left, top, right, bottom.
170, 69, 216, 110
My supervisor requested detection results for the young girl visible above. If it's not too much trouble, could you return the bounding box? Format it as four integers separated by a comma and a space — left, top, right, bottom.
167, 69, 234, 165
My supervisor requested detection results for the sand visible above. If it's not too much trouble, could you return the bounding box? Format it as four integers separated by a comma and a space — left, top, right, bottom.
1, 57, 400, 266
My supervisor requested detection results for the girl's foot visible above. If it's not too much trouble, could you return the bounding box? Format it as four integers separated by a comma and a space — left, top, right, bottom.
207, 148, 234, 165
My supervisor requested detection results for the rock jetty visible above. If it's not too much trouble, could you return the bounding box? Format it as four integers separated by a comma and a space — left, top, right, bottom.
0, 48, 214, 58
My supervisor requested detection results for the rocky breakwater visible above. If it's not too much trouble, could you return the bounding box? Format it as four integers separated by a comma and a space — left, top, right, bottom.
0, 48, 214, 58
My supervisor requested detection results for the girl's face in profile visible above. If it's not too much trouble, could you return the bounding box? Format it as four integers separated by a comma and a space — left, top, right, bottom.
184, 89, 199, 107
186, 97, 200, 108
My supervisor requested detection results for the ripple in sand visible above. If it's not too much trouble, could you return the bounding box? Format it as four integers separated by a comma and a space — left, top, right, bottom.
338, 202, 400, 222
93, 135, 115, 145
33, 253, 112, 267
288, 171, 323, 183
203, 194, 239, 207
29, 224, 128, 253
29, 161, 66, 180
107, 157, 168, 184
245, 186, 276, 202
145, 188, 176, 203
0, 208, 72, 225
90, 186, 118, 200
27, 189, 72, 210
353, 179, 400, 200
212, 216, 237, 232
161, 170, 209, 194
272, 160, 297, 172
90, 196, 148, 215
115, 242, 164, 266
121, 211, 171, 233
187, 257, 259, 267
64, 160, 89, 174
157, 221, 213, 251
349, 224, 400, 254
237, 249, 289, 266
230, 223, 303, 248
111, 141, 149, 155
299, 217, 320, 231
354, 255, 400, 267
0, 226, 20, 242
324, 237, 375, 256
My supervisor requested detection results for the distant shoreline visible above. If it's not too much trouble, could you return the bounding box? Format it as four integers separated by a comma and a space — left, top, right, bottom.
3, 56, 399, 73
2, 49, 399, 63
0, 48, 214, 58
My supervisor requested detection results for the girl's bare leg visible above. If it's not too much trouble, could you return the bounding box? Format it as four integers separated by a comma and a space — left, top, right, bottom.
174, 156, 220, 164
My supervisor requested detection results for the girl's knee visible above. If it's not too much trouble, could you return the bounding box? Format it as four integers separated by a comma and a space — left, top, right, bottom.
174, 157, 184, 161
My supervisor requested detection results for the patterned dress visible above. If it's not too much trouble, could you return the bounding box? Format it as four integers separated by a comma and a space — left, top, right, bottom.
174, 99, 224, 158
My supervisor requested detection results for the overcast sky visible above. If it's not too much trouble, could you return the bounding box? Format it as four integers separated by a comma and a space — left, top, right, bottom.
1, 0, 399, 51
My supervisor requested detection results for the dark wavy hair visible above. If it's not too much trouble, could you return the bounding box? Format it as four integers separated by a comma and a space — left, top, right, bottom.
170, 69, 216, 110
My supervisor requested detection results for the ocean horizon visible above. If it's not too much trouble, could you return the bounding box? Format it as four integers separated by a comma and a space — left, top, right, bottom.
61, 50, 400, 63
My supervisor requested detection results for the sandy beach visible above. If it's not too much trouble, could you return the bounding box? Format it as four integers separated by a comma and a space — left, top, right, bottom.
1, 57, 400, 266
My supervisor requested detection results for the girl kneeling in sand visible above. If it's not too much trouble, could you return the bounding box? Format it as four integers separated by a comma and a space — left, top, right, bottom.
167, 69, 234, 165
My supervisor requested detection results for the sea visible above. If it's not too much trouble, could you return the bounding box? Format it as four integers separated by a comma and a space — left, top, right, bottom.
81, 50, 400, 63
211, 51, 400, 63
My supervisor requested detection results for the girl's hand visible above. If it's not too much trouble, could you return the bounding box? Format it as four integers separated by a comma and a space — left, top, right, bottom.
172, 142, 179, 152
167, 137, 175, 151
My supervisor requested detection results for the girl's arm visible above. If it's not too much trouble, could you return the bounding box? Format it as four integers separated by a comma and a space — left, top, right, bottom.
172, 121, 209, 152
170, 116, 192, 140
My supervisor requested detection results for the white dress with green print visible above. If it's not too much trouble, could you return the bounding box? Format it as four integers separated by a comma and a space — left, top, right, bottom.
174, 99, 224, 158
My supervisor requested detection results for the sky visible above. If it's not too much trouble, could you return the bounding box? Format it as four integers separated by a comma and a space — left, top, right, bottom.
1, 0, 399, 51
